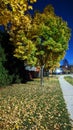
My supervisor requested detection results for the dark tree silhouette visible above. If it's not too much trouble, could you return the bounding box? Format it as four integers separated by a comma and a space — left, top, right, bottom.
63, 59, 69, 67
0, 30, 32, 84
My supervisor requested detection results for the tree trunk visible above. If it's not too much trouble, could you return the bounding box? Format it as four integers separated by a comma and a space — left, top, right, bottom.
40, 65, 44, 86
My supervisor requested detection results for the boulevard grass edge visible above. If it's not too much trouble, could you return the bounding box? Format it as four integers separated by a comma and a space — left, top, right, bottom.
64, 76, 73, 86
0, 77, 71, 130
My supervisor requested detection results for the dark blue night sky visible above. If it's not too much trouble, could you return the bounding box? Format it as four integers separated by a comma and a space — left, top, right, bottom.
32, 0, 73, 65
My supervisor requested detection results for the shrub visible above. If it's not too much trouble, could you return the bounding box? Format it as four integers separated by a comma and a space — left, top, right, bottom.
0, 45, 13, 86
0, 62, 13, 86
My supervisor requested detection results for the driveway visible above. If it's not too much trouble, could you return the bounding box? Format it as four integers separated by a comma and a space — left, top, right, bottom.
59, 74, 73, 128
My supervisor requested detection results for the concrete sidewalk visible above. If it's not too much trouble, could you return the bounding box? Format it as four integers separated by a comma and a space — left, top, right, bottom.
59, 75, 73, 129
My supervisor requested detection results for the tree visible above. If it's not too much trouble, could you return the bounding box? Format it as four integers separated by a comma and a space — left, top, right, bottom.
0, 2, 71, 85
62, 58, 70, 73
0, 0, 37, 65
0, 33, 13, 86
63, 59, 69, 67
28, 5, 71, 85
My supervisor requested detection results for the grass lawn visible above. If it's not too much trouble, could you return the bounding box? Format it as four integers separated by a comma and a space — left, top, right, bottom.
64, 76, 73, 86
0, 77, 71, 130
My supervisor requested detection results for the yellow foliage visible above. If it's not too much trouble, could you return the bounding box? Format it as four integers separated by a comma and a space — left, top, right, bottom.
30, 0, 37, 3
0, 0, 37, 26
28, 5, 33, 10
0, 1, 71, 68
0, 78, 71, 129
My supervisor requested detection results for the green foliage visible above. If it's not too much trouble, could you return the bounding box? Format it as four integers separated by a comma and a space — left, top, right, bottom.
0, 43, 6, 62
0, 45, 13, 86
0, 3, 71, 86
0, 65, 13, 86
29, 5, 71, 69
0, 31, 25, 86
14, 74, 22, 84
0, 3, 71, 70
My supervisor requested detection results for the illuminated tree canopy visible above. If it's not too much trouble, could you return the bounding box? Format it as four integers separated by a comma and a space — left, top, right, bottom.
28, 5, 71, 68
0, 2, 71, 69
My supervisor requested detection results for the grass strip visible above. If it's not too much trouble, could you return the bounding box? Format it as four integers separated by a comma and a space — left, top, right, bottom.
64, 76, 73, 86
0, 77, 71, 130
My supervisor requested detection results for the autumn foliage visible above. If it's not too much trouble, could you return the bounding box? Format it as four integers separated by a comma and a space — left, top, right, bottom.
0, 1, 71, 69
0, 78, 71, 129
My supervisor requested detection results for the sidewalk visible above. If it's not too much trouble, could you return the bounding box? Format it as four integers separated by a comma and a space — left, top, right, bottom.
59, 75, 73, 129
